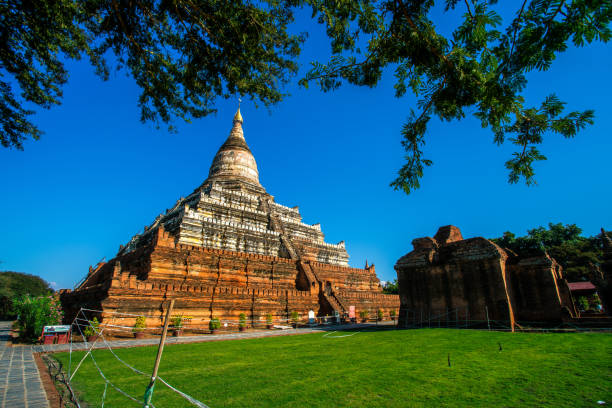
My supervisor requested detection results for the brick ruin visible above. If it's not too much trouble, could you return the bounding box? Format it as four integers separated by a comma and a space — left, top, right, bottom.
60, 109, 399, 327
394, 226, 576, 329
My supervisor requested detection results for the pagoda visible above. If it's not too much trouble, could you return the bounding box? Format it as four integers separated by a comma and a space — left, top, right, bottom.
60, 110, 399, 326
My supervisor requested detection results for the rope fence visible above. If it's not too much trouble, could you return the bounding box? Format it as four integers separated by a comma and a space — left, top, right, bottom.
72, 310, 147, 406
71, 306, 611, 338
52, 308, 213, 408
398, 306, 612, 332
69, 308, 385, 339
47, 304, 611, 407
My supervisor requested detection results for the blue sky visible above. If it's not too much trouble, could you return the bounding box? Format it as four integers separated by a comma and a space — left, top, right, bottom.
1, 5, 611, 289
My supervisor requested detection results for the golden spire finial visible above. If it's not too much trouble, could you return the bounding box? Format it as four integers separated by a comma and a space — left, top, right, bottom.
233, 98, 243, 123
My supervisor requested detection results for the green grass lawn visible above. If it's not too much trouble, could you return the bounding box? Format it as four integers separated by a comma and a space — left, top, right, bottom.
53, 329, 612, 407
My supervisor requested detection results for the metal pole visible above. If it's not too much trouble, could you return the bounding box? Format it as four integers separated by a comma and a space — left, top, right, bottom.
143, 299, 175, 408
485, 305, 491, 331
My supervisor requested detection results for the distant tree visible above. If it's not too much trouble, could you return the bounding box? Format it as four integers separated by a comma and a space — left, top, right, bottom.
382, 279, 400, 294
3, 1, 610, 196
491, 223, 604, 281
0, 272, 53, 319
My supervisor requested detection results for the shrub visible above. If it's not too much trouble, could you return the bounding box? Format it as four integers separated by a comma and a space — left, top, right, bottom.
83, 317, 100, 338
389, 310, 396, 320
239, 313, 247, 328
290, 311, 299, 324
171, 315, 183, 329
13, 294, 63, 342
133, 316, 146, 333
377, 309, 384, 321
266, 313, 273, 325
359, 310, 369, 321
209, 317, 220, 330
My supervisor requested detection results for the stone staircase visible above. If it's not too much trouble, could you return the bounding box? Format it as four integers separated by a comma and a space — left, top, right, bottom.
323, 291, 346, 315
263, 199, 300, 260
262, 198, 346, 318
331, 291, 348, 313
297, 261, 319, 288
262, 198, 321, 290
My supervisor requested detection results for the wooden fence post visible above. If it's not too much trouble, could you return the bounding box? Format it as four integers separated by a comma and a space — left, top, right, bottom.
143, 299, 175, 408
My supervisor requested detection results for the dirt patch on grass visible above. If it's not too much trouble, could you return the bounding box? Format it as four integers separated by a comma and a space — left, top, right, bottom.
34, 353, 62, 408
36, 353, 83, 408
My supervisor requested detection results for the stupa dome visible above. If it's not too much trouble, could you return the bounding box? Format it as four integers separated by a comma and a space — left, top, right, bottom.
206, 108, 261, 187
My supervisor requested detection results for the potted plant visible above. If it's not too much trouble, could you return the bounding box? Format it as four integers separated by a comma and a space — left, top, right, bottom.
266, 313, 273, 329
171, 315, 183, 337
578, 296, 589, 312
133, 316, 146, 339
590, 294, 603, 313
377, 309, 384, 321
389, 310, 396, 322
359, 310, 369, 323
290, 311, 299, 328
209, 317, 220, 334
238, 313, 247, 332
84, 317, 100, 342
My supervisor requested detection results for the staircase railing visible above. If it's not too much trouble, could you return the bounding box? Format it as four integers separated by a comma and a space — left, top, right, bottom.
331, 291, 348, 313
322, 291, 343, 314
297, 261, 318, 288
322, 287, 347, 315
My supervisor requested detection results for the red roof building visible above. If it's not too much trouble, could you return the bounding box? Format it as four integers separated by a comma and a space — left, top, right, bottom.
567, 281, 597, 292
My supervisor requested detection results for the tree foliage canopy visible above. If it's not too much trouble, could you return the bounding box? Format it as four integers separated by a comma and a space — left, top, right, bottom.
491, 223, 605, 281
1, 0, 610, 193
302, 0, 610, 193
1, 0, 303, 148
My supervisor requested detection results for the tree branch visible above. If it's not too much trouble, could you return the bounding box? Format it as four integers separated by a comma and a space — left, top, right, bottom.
110, 0, 162, 62
464, 0, 474, 19
304, 54, 374, 83
540, 0, 566, 41
509, 0, 528, 60
395, 0, 455, 71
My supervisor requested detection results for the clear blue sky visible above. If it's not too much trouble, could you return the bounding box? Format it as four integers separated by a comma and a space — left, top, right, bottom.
1, 5, 611, 289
